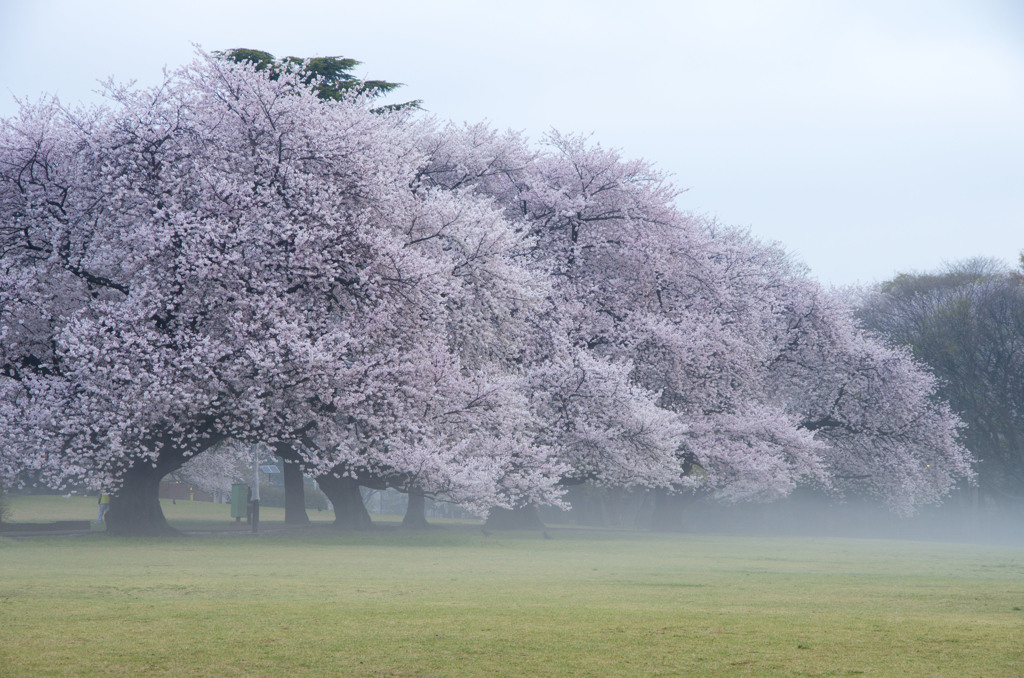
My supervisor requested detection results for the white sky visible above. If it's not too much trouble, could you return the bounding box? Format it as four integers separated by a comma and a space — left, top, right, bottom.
2, 0, 1022, 286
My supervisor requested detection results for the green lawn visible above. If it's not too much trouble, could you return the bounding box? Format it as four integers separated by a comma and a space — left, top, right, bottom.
1, 496, 1022, 677
1, 493, 343, 531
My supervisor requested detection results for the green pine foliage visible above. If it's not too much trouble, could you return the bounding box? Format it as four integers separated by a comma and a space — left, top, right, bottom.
215, 48, 421, 110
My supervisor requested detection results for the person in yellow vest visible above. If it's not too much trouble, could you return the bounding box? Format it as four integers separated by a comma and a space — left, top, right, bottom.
96, 493, 110, 523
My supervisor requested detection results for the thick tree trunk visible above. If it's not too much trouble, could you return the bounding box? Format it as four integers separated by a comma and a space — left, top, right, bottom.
484, 504, 545, 530
106, 457, 183, 537
276, 444, 310, 526
105, 436, 222, 537
402, 488, 429, 529
316, 474, 372, 530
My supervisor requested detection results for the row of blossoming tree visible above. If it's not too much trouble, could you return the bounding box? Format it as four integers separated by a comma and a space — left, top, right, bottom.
0, 52, 972, 535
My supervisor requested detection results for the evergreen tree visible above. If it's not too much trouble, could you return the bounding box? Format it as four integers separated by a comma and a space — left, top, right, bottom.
216, 48, 420, 110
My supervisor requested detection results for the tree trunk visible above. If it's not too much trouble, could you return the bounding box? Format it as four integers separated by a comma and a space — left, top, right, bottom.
276, 444, 310, 525
106, 458, 182, 537
316, 474, 372, 530
484, 504, 545, 530
402, 488, 429, 529
105, 437, 223, 537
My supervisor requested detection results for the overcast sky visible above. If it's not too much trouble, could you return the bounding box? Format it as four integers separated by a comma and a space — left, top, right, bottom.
2, 0, 1021, 286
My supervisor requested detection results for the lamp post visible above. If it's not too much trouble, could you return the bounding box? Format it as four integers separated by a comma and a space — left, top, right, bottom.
250, 443, 261, 533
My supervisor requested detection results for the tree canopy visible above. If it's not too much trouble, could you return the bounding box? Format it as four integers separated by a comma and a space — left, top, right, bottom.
0, 50, 972, 534
858, 259, 1024, 507
215, 48, 420, 110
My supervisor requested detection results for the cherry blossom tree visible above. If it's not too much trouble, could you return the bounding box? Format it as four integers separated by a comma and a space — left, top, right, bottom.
1, 53, 972, 539
742, 263, 971, 513
0, 54, 557, 534
418, 125, 971, 522
169, 439, 251, 503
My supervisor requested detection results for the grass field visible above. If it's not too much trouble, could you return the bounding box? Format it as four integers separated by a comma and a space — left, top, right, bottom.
1, 496, 1022, 677
0, 493, 342, 531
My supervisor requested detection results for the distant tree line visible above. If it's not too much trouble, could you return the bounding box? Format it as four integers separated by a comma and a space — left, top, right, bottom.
858, 258, 1024, 511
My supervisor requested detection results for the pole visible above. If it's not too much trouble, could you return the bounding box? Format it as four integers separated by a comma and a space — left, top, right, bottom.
251, 443, 260, 533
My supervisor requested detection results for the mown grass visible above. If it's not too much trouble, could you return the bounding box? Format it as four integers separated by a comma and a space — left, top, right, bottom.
1, 496, 1022, 677
1, 493, 342, 531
